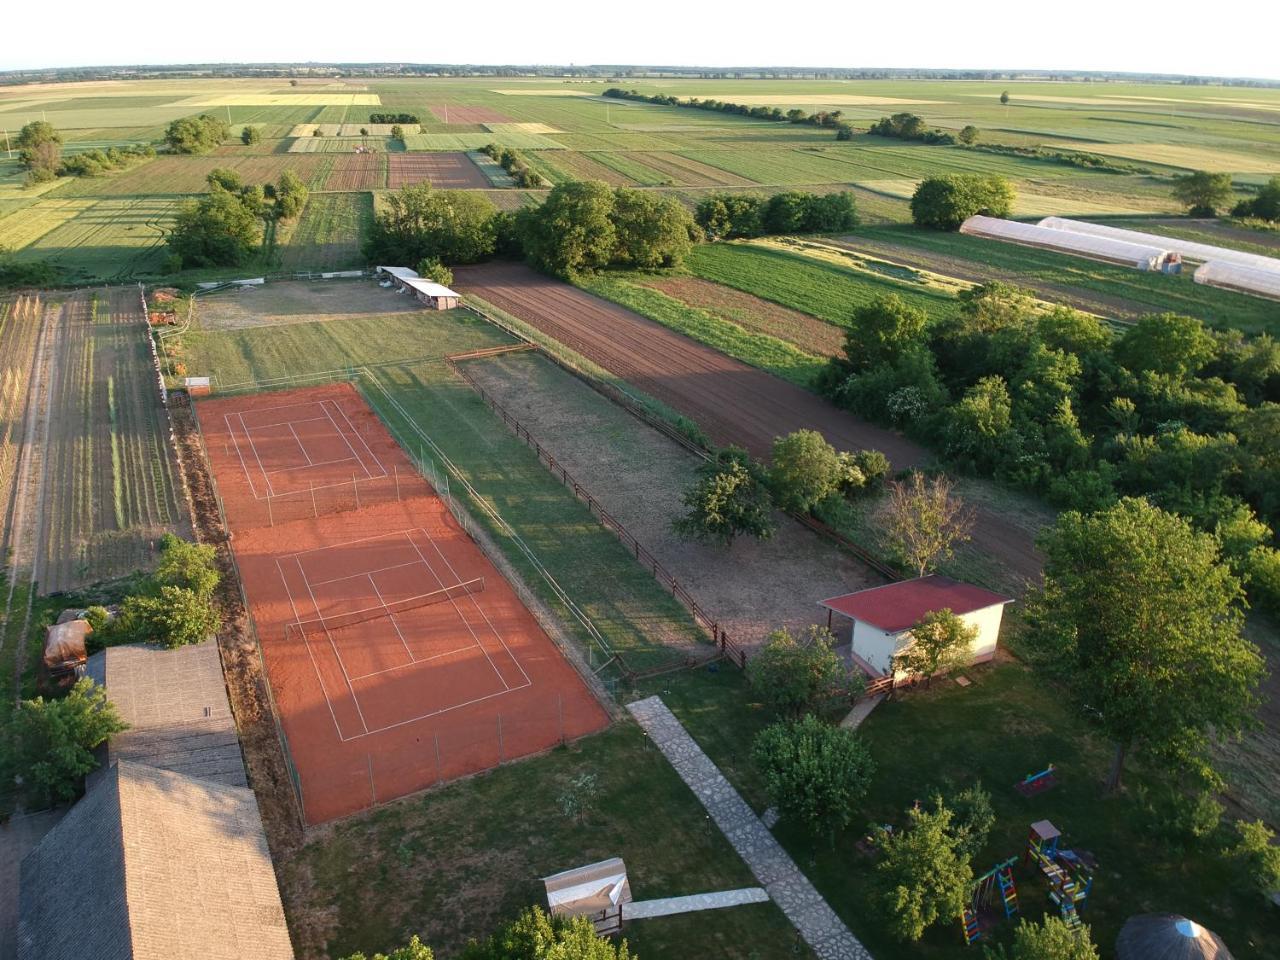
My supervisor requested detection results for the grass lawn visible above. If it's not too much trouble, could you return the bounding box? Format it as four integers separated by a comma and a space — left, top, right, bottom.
640, 661, 1275, 960
287, 721, 813, 960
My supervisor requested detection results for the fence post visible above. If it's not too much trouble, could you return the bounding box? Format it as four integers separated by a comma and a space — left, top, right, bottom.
310, 482, 317, 518
353, 472, 361, 510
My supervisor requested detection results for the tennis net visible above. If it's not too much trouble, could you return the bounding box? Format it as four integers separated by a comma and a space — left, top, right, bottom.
286, 577, 485, 636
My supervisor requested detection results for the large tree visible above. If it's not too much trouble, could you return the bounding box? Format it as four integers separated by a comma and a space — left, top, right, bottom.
768, 429, 843, 513
168, 186, 262, 268
842, 295, 929, 371
1172, 170, 1235, 216
363, 185, 498, 265
275, 169, 309, 220
610, 189, 694, 269
879, 471, 974, 577
14, 678, 128, 806
1113, 312, 1216, 379
518, 180, 617, 276
673, 448, 775, 547
753, 714, 875, 838
15, 120, 62, 182
165, 114, 230, 154
1025, 498, 1264, 792
910, 174, 1015, 230
984, 918, 1100, 960
876, 798, 973, 942
342, 936, 433, 960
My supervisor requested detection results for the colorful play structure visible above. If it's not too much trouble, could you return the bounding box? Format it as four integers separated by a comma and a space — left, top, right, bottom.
960, 819, 1097, 945
1024, 820, 1094, 929
961, 857, 1020, 945
1014, 763, 1057, 797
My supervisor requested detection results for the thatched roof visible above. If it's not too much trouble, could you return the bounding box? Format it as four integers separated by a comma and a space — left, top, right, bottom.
1116, 914, 1233, 960
19, 761, 294, 960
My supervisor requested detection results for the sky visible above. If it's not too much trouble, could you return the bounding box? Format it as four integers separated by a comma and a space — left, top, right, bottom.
4, 0, 1278, 80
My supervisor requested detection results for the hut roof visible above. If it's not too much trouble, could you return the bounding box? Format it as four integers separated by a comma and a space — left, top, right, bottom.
1116, 914, 1233, 960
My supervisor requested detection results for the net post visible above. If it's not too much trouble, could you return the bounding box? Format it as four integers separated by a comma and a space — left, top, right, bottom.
353, 472, 361, 510
367, 754, 376, 806
394, 464, 401, 501
267, 492, 274, 527
310, 481, 317, 518
433, 734, 442, 783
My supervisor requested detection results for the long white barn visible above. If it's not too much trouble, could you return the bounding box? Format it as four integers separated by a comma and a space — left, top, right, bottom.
1039, 217, 1280, 274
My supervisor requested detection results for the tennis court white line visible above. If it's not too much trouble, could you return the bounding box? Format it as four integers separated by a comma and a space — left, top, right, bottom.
287, 422, 313, 465
336, 681, 530, 742
348, 642, 478, 682
290, 526, 424, 558
308, 557, 423, 587
265, 455, 360, 476
367, 572, 417, 664
404, 528, 517, 693
409, 526, 533, 689
238, 411, 278, 498
274, 558, 345, 741
322, 402, 386, 483
294, 555, 370, 736
225, 413, 261, 500
333, 400, 388, 478
242, 414, 329, 430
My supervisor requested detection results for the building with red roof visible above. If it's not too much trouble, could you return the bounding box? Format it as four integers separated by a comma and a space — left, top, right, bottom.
819, 575, 1013, 677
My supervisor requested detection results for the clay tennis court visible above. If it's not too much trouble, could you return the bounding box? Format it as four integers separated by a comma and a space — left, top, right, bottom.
197, 382, 609, 823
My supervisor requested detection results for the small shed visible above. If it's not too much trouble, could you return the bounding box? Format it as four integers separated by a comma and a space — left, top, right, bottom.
543, 857, 631, 935
1116, 914, 1233, 960
43, 618, 92, 677
402, 277, 462, 310
819, 575, 1013, 677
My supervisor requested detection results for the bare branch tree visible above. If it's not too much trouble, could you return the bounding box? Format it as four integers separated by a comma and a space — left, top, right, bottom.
879, 471, 974, 578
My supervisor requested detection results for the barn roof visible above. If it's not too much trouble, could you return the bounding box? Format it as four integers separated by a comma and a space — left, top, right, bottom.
18, 761, 294, 960
402, 277, 461, 299
819, 575, 1012, 633
84, 643, 247, 789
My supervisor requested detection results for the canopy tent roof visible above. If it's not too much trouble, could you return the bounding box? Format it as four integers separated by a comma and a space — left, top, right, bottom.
1194, 260, 1280, 301
960, 215, 1172, 270
820, 575, 1013, 633
43, 619, 91, 669
375, 265, 419, 280
401, 277, 461, 299
543, 858, 632, 918
1040, 217, 1280, 273
1116, 914, 1233, 960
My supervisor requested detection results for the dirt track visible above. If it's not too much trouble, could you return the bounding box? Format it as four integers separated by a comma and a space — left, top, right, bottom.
454, 262, 1044, 586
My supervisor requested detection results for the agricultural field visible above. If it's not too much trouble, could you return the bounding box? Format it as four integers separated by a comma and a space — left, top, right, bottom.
0, 295, 47, 563
387, 152, 489, 189
277, 193, 372, 272
2, 76, 1280, 282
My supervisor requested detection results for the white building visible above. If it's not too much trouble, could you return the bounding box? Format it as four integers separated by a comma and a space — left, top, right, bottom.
819, 575, 1013, 677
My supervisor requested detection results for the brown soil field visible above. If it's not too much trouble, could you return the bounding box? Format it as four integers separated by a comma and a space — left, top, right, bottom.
543, 151, 639, 186
426, 103, 512, 124
454, 261, 1044, 585
0, 296, 46, 562
462, 351, 884, 651
635, 152, 757, 187
323, 153, 387, 190
388, 152, 489, 189
634, 275, 847, 357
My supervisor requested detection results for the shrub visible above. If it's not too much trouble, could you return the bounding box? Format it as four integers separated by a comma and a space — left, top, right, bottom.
984, 918, 1100, 960
13, 678, 128, 806
769, 429, 843, 513
893, 608, 978, 683
241, 126, 261, 145
747, 625, 857, 716
752, 714, 875, 837
1225, 819, 1280, 893
165, 114, 230, 154
342, 935, 434, 960
461, 907, 634, 960
417, 258, 454, 286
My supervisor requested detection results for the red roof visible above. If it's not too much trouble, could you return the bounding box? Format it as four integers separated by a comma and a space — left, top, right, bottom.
819, 575, 1012, 633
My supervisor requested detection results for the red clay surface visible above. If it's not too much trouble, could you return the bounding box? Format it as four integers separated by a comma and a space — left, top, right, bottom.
427, 103, 513, 124
454, 262, 1044, 584
197, 382, 609, 823
388, 152, 489, 189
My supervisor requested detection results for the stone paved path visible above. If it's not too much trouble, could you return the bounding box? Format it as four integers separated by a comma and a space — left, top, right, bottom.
625, 887, 769, 919
628, 696, 871, 960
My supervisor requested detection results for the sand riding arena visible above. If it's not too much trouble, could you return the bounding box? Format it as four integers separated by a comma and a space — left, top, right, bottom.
196, 381, 609, 823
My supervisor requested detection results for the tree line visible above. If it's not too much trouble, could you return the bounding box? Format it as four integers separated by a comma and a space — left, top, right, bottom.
603, 87, 854, 138
13, 121, 155, 184
368, 112, 420, 124
166, 165, 308, 269
867, 111, 978, 146
481, 142, 546, 188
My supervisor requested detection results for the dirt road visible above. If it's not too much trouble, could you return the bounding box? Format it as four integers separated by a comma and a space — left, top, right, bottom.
454, 262, 1044, 586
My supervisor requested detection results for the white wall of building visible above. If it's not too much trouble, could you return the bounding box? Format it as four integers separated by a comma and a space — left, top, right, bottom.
850, 603, 1007, 676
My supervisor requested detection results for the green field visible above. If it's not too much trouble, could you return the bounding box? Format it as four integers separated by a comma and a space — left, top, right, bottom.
2, 75, 1279, 283
277, 193, 372, 272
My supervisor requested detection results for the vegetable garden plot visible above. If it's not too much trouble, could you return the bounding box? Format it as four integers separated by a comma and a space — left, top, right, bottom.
387, 153, 489, 190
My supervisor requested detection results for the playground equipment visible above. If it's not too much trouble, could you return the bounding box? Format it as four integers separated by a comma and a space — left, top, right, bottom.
960, 857, 1020, 945
1024, 820, 1094, 929
1014, 763, 1057, 797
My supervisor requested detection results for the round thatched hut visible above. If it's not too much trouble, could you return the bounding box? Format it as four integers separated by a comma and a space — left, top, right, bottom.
1116, 915, 1232, 960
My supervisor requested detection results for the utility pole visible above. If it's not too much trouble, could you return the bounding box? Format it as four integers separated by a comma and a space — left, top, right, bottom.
2, 129, 10, 159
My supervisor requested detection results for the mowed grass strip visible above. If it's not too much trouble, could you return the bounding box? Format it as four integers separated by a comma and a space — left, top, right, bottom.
278, 193, 372, 272
182, 308, 703, 671
686, 241, 961, 328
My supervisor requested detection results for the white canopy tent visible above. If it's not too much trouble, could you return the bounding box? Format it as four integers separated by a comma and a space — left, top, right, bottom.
1039, 217, 1280, 274
1194, 260, 1280, 301
959, 216, 1174, 271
